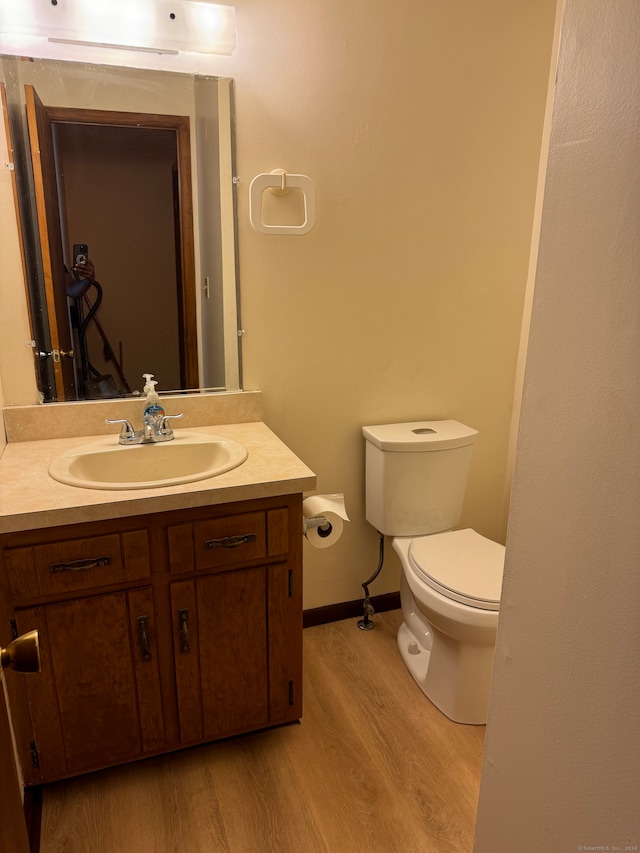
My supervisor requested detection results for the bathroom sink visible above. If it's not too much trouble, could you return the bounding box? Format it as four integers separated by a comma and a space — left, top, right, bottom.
48, 431, 248, 490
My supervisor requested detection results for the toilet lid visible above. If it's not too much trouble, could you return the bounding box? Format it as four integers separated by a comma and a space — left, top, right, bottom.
408, 529, 505, 611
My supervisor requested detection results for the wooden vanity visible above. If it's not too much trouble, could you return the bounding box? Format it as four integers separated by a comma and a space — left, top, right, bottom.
0, 419, 316, 785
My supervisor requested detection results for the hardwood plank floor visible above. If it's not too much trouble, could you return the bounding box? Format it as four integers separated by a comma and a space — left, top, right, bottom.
39, 611, 485, 852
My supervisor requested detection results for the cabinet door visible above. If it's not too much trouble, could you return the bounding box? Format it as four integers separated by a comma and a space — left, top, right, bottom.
15, 588, 164, 782
171, 567, 269, 743
267, 563, 302, 723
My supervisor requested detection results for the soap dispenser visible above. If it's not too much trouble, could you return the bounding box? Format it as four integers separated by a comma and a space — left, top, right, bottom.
142, 373, 165, 432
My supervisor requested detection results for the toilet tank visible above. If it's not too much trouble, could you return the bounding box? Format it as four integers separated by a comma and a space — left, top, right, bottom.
362, 420, 478, 536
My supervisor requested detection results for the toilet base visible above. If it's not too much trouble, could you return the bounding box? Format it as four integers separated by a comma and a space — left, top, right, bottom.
397, 620, 432, 685
397, 571, 494, 725
397, 618, 492, 725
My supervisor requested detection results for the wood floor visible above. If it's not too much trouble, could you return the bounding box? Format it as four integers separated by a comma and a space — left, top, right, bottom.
39, 610, 485, 852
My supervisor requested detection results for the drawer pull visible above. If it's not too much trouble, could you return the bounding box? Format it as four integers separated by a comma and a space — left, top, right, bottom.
50, 555, 112, 574
204, 533, 256, 550
178, 608, 191, 654
136, 615, 152, 662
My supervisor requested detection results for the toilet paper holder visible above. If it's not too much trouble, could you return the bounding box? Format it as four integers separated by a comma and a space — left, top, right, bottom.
302, 493, 349, 548
303, 515, 330, 534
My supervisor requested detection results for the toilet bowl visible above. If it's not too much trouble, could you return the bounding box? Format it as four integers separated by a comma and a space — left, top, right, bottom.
362, 420, 506, 726
393, 529, 504, 725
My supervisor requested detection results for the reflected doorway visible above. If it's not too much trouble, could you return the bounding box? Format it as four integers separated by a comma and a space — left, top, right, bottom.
25, 89, 198, 399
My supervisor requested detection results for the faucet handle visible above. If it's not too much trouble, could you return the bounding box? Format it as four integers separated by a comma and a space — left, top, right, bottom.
160, 413, 184, 435
105, 418, 136, 442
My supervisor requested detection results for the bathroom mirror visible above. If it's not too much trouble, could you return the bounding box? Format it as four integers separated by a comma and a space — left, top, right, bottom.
0, 55, 241, 402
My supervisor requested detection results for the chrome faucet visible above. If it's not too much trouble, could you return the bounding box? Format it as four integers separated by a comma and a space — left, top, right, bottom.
105, 412, 184, 445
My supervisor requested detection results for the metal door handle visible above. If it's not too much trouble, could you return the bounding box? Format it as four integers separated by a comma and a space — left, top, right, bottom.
36, 349, 74, 361
1, 630, 40, 673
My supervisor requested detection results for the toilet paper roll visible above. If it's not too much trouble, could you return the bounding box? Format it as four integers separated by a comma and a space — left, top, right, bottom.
302, 494, 349, 549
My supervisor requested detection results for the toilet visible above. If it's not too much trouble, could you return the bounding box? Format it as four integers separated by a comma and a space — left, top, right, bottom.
362, 420, 505, 725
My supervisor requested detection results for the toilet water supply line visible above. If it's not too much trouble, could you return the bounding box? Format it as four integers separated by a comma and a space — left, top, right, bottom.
304, 515, 385, 630
358, 532, 385, 631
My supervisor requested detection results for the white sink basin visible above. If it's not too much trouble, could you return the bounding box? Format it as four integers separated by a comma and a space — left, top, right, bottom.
49, 431, 248, 490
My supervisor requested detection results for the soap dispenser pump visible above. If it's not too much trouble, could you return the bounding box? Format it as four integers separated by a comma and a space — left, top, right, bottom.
142, 373, 164, 431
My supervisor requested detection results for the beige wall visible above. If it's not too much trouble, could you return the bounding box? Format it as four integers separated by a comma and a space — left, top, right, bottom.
0, 0, 558, 609
475, 0, 640, 848
0, 379, 4, 454
0, 100, 33, 406
232, 0, 557, 607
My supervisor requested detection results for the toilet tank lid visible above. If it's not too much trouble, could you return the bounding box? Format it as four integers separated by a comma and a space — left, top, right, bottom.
362, 420, 478, 451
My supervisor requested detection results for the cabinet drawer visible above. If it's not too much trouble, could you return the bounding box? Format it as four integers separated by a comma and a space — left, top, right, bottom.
5, 530, 150, 599
168, 507, 292, 574
168, 511, 267, 573
195, 511, 267, 570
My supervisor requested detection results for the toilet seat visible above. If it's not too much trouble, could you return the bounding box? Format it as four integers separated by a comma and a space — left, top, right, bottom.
408, 528, 505, 611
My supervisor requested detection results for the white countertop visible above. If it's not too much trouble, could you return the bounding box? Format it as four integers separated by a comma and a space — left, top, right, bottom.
0, 422, 316, 534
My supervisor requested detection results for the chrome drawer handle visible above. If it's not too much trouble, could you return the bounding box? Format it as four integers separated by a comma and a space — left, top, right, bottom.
50, 555, 112, 573
204, 533, 257, 550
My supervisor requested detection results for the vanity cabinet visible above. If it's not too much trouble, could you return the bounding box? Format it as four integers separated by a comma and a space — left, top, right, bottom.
0, 494, 302, 785
166, 506, 300, 745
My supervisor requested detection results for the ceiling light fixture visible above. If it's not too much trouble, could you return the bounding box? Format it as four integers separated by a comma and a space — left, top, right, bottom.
0, 0, 236, 56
